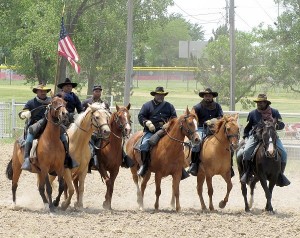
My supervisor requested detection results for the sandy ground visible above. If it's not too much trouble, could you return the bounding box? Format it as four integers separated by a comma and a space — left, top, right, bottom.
1, 142, 300, 238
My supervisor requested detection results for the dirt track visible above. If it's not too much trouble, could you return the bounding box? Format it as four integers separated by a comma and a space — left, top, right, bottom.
1, 143, 300, 238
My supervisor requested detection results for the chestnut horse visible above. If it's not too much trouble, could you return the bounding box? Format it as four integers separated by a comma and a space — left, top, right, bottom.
6, 96, 69, 211
197, 114, 239, 211
56, 103, 111, 210
126, 107, 200, 212
236, 120, 281, 213
96, 104, 131, 210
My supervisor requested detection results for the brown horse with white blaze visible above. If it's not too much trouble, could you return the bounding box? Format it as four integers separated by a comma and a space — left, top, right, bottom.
6, 96, 69, 211
126, 107, 200, 212
197, 114, 240, 211
96, 104, 131, 210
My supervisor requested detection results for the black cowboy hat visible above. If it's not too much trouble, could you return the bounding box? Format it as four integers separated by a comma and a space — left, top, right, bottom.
253, 93, 271, 105
150, 86, 169, 96
93, 85, 102, 91
57, 78, 78, 89
32, 84, 51, 94
199, 88, 218, 98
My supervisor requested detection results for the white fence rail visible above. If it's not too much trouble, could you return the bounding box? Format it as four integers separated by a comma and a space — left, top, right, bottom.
1, 100, 300, 159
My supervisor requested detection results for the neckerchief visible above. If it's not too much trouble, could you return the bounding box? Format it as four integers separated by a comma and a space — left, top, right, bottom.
257, 106, 273, 121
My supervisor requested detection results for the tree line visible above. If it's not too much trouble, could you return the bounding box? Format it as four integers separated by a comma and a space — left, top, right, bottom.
0, 0, 299, 108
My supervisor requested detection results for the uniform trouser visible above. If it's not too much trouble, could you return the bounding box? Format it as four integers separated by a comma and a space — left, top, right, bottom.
140, 131, 154, 152
191, 127, 204, 152
241, 135, 287, 163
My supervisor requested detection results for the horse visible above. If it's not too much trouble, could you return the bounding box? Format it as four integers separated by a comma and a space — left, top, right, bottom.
196, 114, 240, 211
54, 103, 111, 210
126, 107, 200, 212
96, 103, 131, 210
6, 96, 69, 211
236, 120, 281, 213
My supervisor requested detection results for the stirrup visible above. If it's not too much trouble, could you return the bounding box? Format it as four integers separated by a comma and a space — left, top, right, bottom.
181, 169, 190, 180
21, 158, 32, 172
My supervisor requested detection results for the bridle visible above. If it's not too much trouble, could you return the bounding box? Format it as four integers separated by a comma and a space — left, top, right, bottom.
165, 113, 197, 146
46, 101, 67, 126
111, 108, 132, 139
262, 123, 278, 159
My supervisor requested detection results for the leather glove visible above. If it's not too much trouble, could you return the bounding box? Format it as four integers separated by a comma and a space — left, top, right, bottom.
145, 120, 155, 132
20, 110, 31, 119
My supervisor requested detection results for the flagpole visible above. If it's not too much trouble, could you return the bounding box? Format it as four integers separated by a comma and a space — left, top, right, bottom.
54, 3, 65, 95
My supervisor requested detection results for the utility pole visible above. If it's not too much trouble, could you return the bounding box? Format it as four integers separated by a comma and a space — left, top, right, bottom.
124, 0, 133, 106
229, 0, 236, 111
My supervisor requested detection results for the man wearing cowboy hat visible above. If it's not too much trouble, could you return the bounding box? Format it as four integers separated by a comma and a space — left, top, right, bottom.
239, 93, 290, 186
137, 86, 189, 179
57, 78, 83, 122
188, 88, 225, 176
20, 84, 78, 172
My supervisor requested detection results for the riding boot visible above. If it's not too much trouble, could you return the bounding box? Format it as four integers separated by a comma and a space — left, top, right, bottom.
21, 141, 33, 171
188, 151, 200, 176
62, 140, 79, 169
240, 160, 250, 184
276, 162, 291, 187
181, 168, 190, 180
137, 151, 150, 177
122, 149, 135, 168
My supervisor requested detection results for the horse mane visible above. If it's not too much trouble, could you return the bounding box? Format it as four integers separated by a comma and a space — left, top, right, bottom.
213, 114, 235, 134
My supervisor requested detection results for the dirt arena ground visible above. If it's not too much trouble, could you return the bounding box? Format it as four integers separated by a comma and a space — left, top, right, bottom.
1, 143, 300, 238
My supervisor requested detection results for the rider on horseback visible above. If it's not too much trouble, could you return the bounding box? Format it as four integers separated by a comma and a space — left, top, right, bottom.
137, 86, 189, 179
187, 88, 228, 176
20, 83, 79, 172
238, 94, 290, 187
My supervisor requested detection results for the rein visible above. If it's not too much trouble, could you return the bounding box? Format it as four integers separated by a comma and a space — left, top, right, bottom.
45, 103, 66, 126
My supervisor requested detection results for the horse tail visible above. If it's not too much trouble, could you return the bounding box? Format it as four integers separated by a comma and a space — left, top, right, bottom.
6, 159, 13, 180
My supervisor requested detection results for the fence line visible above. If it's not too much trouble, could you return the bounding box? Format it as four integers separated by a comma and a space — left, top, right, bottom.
1, 101, 300, 159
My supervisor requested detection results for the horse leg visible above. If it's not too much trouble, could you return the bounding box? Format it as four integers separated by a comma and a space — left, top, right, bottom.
154, 173, 162, 211
259, 177, 272, 213
219, 173, 233, 209
139, 172, 151, 211
38, 174, 50, 211
53, 176, 64, 207
45, 175, 54, 212
103, 169, 119, 210
249, 179, 258, 209
75, 174, 87, 209
266, 180, 276, 214
206, 175, 214, 211
130, 166, 142, 208
11, 161, 22, 208
197, 170, 207, 210
172, 172, 181, 212
61, 169, 74, 211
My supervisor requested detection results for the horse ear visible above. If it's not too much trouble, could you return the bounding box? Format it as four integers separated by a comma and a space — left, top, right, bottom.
127, 103, 131, 110
234, 113, 239, 120
186, 106, 190, 114
116, 104, 119, 111
50, 90, 54, 98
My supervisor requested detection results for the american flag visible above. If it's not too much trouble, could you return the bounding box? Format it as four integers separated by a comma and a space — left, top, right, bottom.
58, 17, 80, 74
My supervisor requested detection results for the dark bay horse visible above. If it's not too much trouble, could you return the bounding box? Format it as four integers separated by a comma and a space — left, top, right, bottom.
197, 114, 240, 211
6, 96, 69, 211
237, 120, 281, 213
126, 107, 200, 212
96, 104, 131, 210
57, 103, 111, 210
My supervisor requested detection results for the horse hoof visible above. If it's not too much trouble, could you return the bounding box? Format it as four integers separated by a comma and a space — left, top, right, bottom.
103, 201, 111, 210
219, 200, 226, 209
53, 200, 59, 207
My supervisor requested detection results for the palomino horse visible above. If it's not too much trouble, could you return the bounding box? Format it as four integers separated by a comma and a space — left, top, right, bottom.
96, 104, 131, 210
237, 120, 281, 213
56, 103, 111, 210
6, 96, 69, 211
197, 114, 239, 211
126, 107, 200, 212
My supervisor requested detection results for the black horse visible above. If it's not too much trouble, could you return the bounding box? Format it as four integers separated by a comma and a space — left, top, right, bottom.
237, 120, 281, 213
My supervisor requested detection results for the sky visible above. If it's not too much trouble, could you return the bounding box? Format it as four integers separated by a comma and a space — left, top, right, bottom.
168, 0, 282, 40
